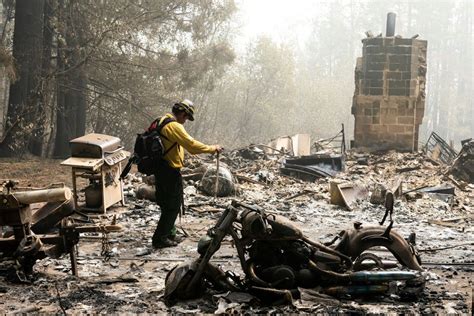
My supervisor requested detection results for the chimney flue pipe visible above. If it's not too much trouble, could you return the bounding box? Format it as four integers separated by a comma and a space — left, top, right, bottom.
386, 12, 396, 37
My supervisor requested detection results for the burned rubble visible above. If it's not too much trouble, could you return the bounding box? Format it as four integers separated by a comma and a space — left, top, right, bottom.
0, 1, 472, 314
450, 139, 474, 183
0, 136, 472, 314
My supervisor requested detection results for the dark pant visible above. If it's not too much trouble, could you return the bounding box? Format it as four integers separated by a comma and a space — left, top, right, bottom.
152, 162, 183, 244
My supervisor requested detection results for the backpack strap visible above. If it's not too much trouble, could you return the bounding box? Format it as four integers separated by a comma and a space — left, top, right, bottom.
163, 142, 177, 156
149, 116, 178, 157
156, 117, 176, 139
148, 116, 175, 132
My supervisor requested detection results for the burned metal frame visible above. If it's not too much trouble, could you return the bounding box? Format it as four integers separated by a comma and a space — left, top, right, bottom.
278, 125, 347, 182
282, 153, 345, 181
423, 132, 458, 164
313, 124, 346, 155
164, 200, 423, 305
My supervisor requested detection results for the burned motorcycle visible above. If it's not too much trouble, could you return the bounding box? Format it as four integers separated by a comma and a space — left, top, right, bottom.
165, 199, 423, 305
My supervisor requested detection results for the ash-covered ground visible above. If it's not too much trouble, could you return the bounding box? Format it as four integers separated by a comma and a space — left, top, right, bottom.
0, 150, 472, 314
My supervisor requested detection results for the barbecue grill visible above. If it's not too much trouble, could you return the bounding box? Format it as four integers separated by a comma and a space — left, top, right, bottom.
61, 133, 129, 213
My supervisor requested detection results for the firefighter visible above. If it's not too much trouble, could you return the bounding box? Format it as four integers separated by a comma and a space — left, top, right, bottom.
151, 99, 222, 248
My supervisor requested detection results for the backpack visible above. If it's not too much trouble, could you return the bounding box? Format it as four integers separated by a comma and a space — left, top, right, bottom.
120, 117, 176, 178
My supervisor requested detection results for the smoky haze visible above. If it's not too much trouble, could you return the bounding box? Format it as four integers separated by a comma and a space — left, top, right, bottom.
0, 0, 471, 156
190, 0, 473, 151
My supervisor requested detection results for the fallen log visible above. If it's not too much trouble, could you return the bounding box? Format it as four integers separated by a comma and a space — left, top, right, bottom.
13, 187, 72, 204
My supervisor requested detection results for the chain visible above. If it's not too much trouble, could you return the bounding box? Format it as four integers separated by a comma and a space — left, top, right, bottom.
100, 226, 111, 262
14, 259, 28, 283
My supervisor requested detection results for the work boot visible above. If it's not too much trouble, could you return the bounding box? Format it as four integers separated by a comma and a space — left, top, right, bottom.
169, 234, 185, 243
152, 237, 178, 249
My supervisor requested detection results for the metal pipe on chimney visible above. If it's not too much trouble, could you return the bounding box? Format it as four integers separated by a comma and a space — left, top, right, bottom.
386, 12, 396, 37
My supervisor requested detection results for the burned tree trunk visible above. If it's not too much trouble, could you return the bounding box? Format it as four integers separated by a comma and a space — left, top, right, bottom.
29, 0, 54, 156
0, 0, 45, 157
53, 0, 69, 158
53, 75, 69, 158
53, 0, 87, 158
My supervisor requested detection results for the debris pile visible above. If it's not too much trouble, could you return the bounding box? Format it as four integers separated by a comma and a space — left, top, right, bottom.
281, 154, 344, 181
0, 140, 472, 314
0, 182, 122, 281
451, 139, 474, 183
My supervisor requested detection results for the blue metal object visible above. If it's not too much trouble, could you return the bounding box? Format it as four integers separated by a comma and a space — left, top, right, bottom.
350, 271, 418, 283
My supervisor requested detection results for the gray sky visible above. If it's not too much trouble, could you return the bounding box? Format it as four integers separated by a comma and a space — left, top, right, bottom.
235, 0, 318, 46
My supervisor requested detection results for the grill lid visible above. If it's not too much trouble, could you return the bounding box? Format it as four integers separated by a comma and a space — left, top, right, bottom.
70, 133, 122, 158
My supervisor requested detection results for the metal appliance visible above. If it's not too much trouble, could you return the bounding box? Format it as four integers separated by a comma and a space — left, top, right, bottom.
61, 133, 129, 213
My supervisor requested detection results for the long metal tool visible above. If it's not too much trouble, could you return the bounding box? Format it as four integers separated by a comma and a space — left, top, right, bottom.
214, 151, 220, 199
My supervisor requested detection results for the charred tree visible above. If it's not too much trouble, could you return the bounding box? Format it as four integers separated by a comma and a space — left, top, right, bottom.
53, 0, 69, 158
29, 0, 54, 156
0, 0, 45, 157
53, 0, 87, 158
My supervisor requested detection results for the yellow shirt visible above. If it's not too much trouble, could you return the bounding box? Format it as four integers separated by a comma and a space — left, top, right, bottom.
159, 113, 216, 169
